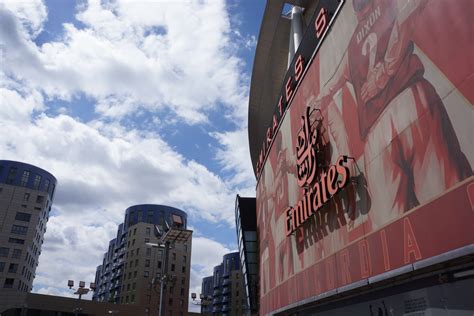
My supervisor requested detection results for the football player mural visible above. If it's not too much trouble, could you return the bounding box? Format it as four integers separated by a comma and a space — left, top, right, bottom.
255, 0, 473, 313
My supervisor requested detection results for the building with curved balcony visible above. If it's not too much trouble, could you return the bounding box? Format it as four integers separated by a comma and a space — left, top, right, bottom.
0, 160, 57, 310
201, 276, 214, 314
93, 204, 192, 316
202, 251, 245, 316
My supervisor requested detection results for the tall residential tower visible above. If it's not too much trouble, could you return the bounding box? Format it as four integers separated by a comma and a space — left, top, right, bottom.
93, 204, 192, 316
0, 160, 56, 302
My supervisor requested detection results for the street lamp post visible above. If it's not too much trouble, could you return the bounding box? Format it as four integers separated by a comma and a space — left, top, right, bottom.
146, 223, 192, 316
67, 280, 96, 316
191, 292, 213, 315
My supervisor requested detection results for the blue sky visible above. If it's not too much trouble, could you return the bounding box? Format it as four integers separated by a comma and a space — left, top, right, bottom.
0, 0, 265, 311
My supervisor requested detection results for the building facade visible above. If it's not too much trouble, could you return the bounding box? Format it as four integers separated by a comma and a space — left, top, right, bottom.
93, 204, 192, 316
234, 195, 258, 315
249, 0, 474, 315
0, 160, 56, 300
202, 252, 246, 316
200, 276, 213, 314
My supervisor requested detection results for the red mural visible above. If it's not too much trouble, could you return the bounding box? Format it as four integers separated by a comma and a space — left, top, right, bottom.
256, 0, 474, 314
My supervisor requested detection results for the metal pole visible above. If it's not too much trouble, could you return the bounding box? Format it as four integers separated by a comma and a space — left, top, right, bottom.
158, 241, 170, 316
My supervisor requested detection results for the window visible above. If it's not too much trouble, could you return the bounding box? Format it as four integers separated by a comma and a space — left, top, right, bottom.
44, 179, 51, 192
172, 253, 176, 260
146, 295, 151, 304
11, 225, 28, 235
180, 288, 185, 295
168, 298, 173, 306
145, 238, 150, 243
20, 170, 30, 186
157, 261, 162, 269
127, 284, 130, 290
181, 266, 186, 273
12, 249, 22, 259
133, 271, 137, 278
144, 271, 149, 277
0, 262, 4, 272
0, 247, 9, 257
33, 175, 42, 190
23, 193, 30, 202
171, 264, 175, 272
133, 228, 137, 235
132, 239, 135, 246
132, 282, 136, 290
15, 212, 31, 222
8, 263, 18, 273
146, 227, 151, 235
6, 167, 17, 184
183, 255, 186, 263
36, 195, 44, 204
4, 278, 14, 288
135, 259, 139, 267
8, 238, 25, 245
146, 248, 151, 256
131, 294, 135, 303
129, 211, 134, 226
145, 259, 150, 268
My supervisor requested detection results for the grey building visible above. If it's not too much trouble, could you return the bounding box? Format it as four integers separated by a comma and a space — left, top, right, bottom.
235, 195, 257, 315
93, 204, 192, 316
202, 252, 245, 316
0, 160, 57, 310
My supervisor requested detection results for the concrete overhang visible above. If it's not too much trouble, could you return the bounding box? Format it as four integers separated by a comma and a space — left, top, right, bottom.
248, 0, 318, 177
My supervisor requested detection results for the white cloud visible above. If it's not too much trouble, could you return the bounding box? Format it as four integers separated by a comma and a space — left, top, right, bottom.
0, 0, 47, 38
212, 128, 256, 190
0, 0, 248, 124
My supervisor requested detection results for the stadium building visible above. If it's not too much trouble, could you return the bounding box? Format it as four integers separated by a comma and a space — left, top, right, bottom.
247, 0, 474, 314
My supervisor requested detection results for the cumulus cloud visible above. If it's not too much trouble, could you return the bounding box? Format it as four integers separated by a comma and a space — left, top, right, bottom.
0, 0, 248, 124
0, 0, 47, 38
212, 128, 255, 190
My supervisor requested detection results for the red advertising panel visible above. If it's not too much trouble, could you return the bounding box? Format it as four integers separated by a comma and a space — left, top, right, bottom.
255, 0, 473, 314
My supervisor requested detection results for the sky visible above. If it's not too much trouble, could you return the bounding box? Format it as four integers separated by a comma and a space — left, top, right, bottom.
0, 0, 265, 312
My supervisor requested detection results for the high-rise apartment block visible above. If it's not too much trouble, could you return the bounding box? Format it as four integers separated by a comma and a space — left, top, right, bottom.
0, 160, 56, 294
93, 204, 192, 316
202, 252, 245, 316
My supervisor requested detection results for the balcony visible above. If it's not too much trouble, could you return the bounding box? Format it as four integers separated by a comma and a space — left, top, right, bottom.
212, 306, 222, 313
222, 304, 230, 312
222, 295, 230, 303
222, 278, 231, 286
212, 289, 221, 297
212, 297, 222, 305
222, 287, 230, 295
